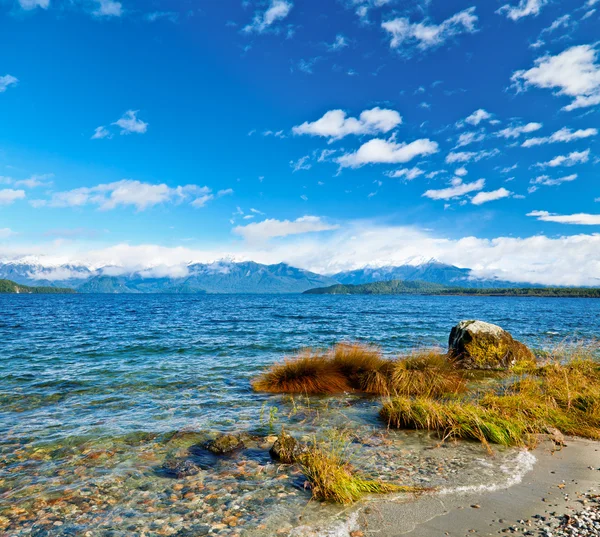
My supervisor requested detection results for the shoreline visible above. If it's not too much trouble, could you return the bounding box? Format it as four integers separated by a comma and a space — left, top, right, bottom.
355, 437, 599, 537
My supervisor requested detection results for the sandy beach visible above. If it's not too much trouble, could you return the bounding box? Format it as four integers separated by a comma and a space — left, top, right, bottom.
358, 438, 600, 537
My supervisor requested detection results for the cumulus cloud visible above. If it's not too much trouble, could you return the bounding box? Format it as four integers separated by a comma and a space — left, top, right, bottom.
522, 127, 598, 147
536, 149, 590, 168
32, 180, 213, 211
233, 216, 339, 242
382, 7, 478, 53
527, 210, 600, 225
0, 75, 18, 93
423, 178, 485, 200
6, 223, 600, 285
18, 0, 49, 9
290, 155, 311, 172
244, 0, 293, 34
386, 167, 424, 180
497, 122, 542, 139
92, 126, 112, 140
337, 138, 439, 168
511, 45, 600, 111
293, 107, 402, 141
461, 108, 492, 127
471, 187, 512, 205
0, 189, 26, 205
497, 0, 547, 21
112, 110, 148, 135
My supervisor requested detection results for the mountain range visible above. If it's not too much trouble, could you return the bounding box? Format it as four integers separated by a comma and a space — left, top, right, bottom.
0, 258, 542, 294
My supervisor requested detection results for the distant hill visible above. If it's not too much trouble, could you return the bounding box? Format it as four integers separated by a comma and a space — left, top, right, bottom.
0, 261, 338, 294
305, 280, 448, 295
0, 279, 76, 294
304, 280, 600, 298
333, 260, 531, 289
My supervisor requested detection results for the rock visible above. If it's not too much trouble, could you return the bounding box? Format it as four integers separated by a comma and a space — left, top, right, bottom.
175, 525, 210, 537
203, 434, 245, 455
545, 427, 566, 447
269, 432, 307, 463
448, 320, 535, 370
162, 458, 201, 478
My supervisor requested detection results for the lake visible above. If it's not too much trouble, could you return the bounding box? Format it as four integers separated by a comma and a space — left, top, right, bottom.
1, 294, 598, 536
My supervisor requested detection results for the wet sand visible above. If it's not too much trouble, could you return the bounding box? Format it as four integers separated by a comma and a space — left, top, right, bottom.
359, 438, 600, 537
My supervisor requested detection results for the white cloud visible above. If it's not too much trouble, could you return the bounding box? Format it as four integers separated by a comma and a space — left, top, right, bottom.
462, 108, 492, 127
18, 0, 49, 9
471, 187, 512, 205
217, 189, 234, 197
292, 107, 401, 141
382, 7, 478, 52
536, 149, 590, 168
290, 155, 311, 172
7, 223, 600, 286
455, 131, 485, 148
244, 0, 293, 34
522, 127, 598, 147
113, 110, 148, 134
92, 126, 112, 140
455, 167, 468, 177
14, 174, 54, 189
191, 194, 214, 208
34, 180, 212, 211
387, 167, 424, 180
511, 45, 600, 111
233, 216, 339, 242
530, 174, 577, 187
337, 138, 439, 168
94, 0, 122, 17
112, 110, 148, 135
423, 178, 485, 200
328, 34, 348, 51
0, 228, 16, 239
0, 189, 26, 205
527, 210, 600, 225
445, 149, 500, 164
497, 0, 548, 21
0, 75, 18, 93
496, 122, 542, 139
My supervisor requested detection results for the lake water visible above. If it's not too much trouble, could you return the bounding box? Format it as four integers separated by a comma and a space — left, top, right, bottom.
1, 294, 598, 536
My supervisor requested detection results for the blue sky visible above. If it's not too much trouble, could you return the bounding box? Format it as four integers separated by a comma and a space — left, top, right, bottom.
1, 0, 600, 284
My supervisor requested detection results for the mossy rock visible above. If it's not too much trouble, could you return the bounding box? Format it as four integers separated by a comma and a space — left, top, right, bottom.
203, 434, 245, 455
449, 320, 535, 370
269, 432, 307, 463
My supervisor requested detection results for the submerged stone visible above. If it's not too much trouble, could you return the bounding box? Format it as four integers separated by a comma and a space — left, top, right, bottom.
202, 433, 245, 455
162, 457, 201, 478
449, 320, 535, 370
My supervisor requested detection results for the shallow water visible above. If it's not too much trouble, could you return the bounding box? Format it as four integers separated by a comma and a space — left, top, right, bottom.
1, 294, 598, 535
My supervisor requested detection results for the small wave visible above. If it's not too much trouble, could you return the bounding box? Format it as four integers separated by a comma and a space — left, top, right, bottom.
438, 450, 537, 495
289, 511, 360, 537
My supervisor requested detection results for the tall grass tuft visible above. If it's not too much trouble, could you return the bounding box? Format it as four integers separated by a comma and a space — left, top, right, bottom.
298, 439, 426, 504
391, 352, 467, 398
251, 351, 351, 394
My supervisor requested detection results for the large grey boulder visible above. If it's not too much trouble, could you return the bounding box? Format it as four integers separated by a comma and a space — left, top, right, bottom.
448, 320, 535, 370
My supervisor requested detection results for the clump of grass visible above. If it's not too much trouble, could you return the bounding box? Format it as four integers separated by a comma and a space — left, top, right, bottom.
251, 351, 351, 394
253, 343, 465, 397
382, 351, 600, 447
391, 352, 467, 398
298, 439, 426, 504
381, 397, 529, 449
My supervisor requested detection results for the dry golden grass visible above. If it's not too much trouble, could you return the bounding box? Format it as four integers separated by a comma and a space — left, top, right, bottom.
391, 351, 467, 398
251, 351, 351, 394
253, 343, 465, 397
